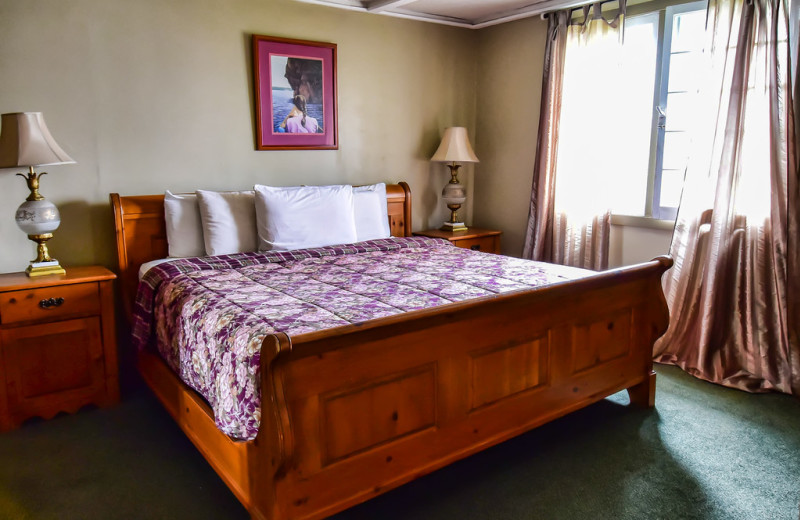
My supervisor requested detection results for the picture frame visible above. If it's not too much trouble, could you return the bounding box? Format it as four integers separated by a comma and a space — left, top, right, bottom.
252, 35, 338, 150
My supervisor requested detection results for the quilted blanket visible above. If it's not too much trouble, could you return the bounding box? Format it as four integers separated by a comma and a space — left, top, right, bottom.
133, 237, 589, 440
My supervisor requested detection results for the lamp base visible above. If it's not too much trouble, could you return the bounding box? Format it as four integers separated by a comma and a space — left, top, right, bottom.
23, 233, 65, 277
440, 221, 468, 232
26, 260, 66, 277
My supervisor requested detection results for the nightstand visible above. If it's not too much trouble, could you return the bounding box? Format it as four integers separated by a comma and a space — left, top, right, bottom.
0, 266, 118, 431
414, 227, 502, 254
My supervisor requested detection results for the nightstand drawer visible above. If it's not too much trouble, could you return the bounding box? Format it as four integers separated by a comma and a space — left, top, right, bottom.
0, 282, 100, 325
413, 228, 502, 255
454, 236, 498, 253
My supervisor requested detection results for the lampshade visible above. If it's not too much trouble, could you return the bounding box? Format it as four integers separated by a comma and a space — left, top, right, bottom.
0, 112, 75, 168
430, 127, 479, 163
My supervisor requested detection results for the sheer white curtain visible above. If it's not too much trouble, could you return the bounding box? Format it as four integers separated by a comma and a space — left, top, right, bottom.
524, 2, 628, 270
654, 0, 799, 394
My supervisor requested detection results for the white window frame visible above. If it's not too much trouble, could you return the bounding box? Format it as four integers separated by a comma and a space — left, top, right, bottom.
615, 0, 707, 226
652, 1, 706, 220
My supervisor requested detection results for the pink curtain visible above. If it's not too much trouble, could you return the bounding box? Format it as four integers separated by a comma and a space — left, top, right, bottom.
655, 0, 800, 395
523, 10, 569, 265
523, 4, 624, 271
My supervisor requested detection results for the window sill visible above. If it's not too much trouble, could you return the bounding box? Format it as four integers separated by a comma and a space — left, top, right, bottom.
610, 214, 675, 231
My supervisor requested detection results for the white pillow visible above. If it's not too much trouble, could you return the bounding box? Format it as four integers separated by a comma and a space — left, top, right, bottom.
254, 184, 357, 251
196, 190, 257, 256
353, 183, 391, 241
164, 191, 205, 258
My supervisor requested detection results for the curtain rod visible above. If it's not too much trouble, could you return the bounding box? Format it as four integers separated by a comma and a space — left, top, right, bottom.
539, 0, 621, 20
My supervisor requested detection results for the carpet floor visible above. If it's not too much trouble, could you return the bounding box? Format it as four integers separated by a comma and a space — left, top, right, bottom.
0, 364, 797, 519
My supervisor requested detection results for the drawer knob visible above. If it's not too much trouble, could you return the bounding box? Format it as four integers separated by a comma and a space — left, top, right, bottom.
39, 297, 65, 309
470, 245, 481, 251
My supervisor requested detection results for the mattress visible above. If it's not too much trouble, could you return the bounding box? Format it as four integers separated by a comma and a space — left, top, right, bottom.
138, 258, 176, 280
133, 237, 590, 439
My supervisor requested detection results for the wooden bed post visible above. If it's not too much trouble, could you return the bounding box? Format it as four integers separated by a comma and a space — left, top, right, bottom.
627, 255, 670, 408
627, 370, 657, 407
247, 332, 294, 520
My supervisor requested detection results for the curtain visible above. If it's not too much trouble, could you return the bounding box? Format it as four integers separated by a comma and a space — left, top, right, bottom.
654, 0, 799, 394
523, 2, 627, 270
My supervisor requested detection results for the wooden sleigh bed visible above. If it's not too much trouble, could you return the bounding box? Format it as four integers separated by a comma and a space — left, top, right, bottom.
110, 182, 671, 520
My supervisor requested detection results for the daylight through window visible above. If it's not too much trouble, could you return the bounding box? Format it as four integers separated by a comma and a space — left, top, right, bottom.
611, 1, 707, 220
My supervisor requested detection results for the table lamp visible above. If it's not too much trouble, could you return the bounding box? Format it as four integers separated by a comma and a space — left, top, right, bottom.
430, 127, 479, 232
0, 112, 74, 276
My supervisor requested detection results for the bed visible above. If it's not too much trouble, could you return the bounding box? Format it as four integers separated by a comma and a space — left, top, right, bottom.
110, 182, 671, 520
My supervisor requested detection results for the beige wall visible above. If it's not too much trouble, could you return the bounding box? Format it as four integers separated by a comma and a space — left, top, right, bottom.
0, 0, 477, 272
473, 16, 548, 257
608, 225, 672, 268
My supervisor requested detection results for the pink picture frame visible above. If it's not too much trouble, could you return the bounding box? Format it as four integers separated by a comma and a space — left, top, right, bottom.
253, 35, 338, 150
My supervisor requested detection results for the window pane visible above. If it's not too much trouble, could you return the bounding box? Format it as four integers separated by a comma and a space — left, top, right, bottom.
662, 131, 690, 170
664, 92, 696, 131
607, 14, 658, 216
670, 9, 706, 53
667, 52, 702, 93
660, 169, 684, 208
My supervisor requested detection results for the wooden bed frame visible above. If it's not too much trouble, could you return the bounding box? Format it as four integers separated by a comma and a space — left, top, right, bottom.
110, 183, 671, 520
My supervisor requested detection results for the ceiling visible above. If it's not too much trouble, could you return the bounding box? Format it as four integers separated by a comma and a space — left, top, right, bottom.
294, 0, 587, 29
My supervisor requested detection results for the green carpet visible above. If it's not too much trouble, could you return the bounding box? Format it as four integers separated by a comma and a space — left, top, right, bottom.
0, 364, 798, 519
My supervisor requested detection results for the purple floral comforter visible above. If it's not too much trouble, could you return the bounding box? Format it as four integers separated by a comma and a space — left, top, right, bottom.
133, 237, 589, 440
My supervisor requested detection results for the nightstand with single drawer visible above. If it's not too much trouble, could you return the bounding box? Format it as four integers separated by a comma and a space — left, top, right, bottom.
0, 266, 118, 431
413, 228, 502, 254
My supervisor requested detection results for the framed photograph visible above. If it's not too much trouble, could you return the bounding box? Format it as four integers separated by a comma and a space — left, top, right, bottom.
253, 35, 338, 150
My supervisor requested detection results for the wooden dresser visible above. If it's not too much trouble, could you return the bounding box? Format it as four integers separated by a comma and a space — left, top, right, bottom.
413, 227, 502, 254
0, 266, 118, 431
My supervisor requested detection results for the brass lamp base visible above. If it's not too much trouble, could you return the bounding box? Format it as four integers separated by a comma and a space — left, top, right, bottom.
25, 233, 65, 277
440, 220, 467, 232
440, 201, 468, 231
26, 262, 66, 277
440, 163, 468, 232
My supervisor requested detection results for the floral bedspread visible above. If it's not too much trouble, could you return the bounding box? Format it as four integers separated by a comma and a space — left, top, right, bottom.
133, 237, 589, 440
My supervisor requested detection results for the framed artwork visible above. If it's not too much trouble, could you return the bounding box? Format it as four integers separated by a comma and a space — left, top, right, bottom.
253, 35, 338, 150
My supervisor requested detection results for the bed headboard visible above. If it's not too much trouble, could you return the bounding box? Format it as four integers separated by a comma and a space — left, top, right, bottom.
110, 182, 412, 322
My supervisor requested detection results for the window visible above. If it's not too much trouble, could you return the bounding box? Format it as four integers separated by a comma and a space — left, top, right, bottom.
609, 1, 707, 221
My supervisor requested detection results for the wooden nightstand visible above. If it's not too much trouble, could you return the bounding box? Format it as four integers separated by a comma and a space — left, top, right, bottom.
0, 266, 118, 431
414, 227, 502, 254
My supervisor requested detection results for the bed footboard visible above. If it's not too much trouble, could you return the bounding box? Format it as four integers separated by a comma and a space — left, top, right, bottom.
250, 257, 671, 520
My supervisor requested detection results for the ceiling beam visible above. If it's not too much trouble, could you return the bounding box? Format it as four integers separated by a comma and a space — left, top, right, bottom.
294, 0, 475, 26
295, 0, 365, 11
470, 0, 586, 28
367, 0, 418, 13
389, 7, 473, 24
293, 0, 587, 29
